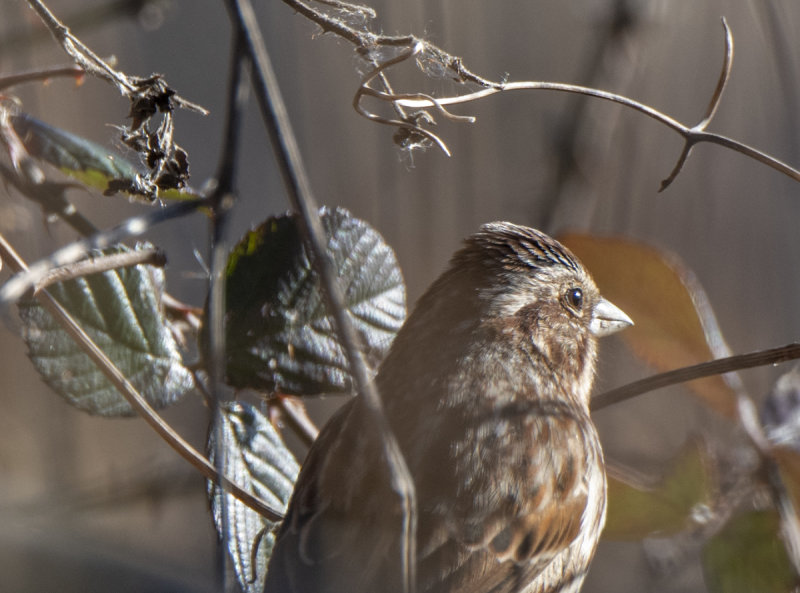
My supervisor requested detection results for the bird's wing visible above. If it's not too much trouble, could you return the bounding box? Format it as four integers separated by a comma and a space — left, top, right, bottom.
266, 399, 600, 593
416, 400, 599, 593
264, 399, 408, 593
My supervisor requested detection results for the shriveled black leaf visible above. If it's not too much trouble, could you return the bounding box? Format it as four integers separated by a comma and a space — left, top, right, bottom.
9, 112, 195, 202
208, 401, 299, 593
218, 206, 406, 395
18, 244, 193, 416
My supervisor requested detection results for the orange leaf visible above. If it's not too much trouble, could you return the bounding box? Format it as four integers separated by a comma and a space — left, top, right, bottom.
561, 234, 740, 417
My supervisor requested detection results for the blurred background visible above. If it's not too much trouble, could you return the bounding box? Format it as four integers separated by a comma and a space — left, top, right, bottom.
1, 0, 799, 591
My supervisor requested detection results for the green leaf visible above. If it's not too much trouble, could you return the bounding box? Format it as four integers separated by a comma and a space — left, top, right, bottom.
9, 112, 196, 202
217, 206, 406, 395
208, 401, 299, 593
18, 244, 194, 416
604, 441, 713, 540
11, 113, 141, 191
561, 234, 741, 418
703, 510, 798, 593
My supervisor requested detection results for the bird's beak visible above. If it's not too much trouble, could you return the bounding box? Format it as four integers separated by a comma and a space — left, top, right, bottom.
589, 298, 633, 337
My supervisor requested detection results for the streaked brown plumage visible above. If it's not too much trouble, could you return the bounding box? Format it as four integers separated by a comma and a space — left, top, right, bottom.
264, 223, 632, 593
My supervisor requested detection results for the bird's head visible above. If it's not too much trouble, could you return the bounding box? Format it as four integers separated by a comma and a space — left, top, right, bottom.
442, 222, 633, 400
380, 223, 632, 406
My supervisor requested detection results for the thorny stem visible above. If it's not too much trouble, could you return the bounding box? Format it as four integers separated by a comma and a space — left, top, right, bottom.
0, 231, 283, 522
224, 1, 418, 590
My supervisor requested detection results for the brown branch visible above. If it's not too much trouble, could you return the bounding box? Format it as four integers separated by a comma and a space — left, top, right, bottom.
33, 247, 166, 294
592, 343, 800, 411
285, 2, 800, 188
273, 396, 320, 447
0, 232, 282, 520
660, 18, 734, 190
226, 0, 417, 588
0, 65, 84, 91
0, 198, 204, 303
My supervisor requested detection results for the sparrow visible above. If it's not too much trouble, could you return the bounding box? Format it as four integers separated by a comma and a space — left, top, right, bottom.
264, 222, 632, 593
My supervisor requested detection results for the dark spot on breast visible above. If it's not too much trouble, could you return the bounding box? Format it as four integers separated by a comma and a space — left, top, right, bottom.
555, 454, 577, 500
515, 529, 536, 561
490, 526, 512, 555
528, 484, 544, 508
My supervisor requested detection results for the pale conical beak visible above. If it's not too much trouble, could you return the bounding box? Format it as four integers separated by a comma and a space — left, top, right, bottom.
589, 298, 633, 337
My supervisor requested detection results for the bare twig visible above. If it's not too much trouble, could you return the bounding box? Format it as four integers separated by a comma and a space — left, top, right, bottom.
273, 396, 319, 447
285, 2, 800, 188
0, 65, 84, 91
660, 18, 734, 191
225, 0, 418, 589
26, 0, 206, 112
391, 79, 800, 187
33, 246, 166, 294
353, 42, 474, 155
205, 35, 250, 585
698, 19, 734, 130
0, 231, 283, 522
592, 343, 800, 411
0, 198, 205, 303
282, 0, 498, 87
26, 0, 135, 92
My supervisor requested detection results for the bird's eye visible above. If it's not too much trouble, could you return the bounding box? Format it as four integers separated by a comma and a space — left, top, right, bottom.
565, 287, 583, 311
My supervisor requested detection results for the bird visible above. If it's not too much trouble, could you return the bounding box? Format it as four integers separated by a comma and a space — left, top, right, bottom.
264, 222, 633, 593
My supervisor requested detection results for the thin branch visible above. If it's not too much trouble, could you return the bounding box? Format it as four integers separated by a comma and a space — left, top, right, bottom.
282, 0, 498, 87
224, 1, 418, 589
697, 19, 734, 130
389, 81, 800, 185
33, 246, 166, 293
26, 0, 136, 94
0, 198, 205, 303
661, 18, 734, 190
26, 0, 206, 113
592, 343, 800, 411
285, 2, 800, 189
273, 396, 319, 447
206, 35, 250, 590
0, 231, 283, 522
0, 65, 84, 91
